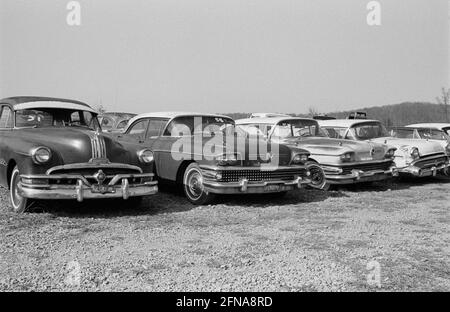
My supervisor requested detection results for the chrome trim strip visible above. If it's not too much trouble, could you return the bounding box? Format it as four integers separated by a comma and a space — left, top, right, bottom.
46, 163, 143, 175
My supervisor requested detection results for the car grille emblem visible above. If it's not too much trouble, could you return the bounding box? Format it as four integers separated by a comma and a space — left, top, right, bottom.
93, 170, 106, 185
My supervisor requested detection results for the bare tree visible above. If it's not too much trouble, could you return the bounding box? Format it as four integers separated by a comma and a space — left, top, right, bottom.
436, 87, 450, 122
308, 106, 319, 118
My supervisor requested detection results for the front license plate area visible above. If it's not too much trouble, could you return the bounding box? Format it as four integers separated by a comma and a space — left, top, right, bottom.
91, 185, 115, 194
265, 185, 281, 192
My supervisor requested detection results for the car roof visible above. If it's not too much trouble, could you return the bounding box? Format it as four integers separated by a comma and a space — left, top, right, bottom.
99, 112, 137, 117
236, 116, 316, 124
406, 123, 450, 130
0, 96, 95, 113
250, 113, 292, 118
127, 112, 233, 125
317, 119, 381, 128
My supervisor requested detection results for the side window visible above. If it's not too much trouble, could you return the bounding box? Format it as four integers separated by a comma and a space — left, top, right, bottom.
128, 119, 149, 136
0, 106, 13, 128
146, 119, 168, 138
164, 117, 194, 137
70, 111, 81, 125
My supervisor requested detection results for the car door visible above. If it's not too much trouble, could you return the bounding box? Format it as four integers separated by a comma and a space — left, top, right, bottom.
148, 117, 193, 181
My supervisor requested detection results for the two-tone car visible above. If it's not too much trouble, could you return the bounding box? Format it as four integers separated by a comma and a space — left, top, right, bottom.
0, 97, 158, 212
403, 123, 450, 150
117, 112, 326, 205
318, 119, 450, 177
98, 112, 137, 133
236, 116, 398, 185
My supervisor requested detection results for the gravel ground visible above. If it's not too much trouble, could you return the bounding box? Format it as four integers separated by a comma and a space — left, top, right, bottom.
0, 177, 449, 292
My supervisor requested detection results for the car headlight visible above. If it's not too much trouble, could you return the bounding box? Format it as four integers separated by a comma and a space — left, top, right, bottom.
385, 148, 396, 158
216, 154, 240, 166
137, 149, 154, 163
340, 152, 355, 162
31, 147, 52, 164
410, 147, 420, 160
292, 153, 309, 164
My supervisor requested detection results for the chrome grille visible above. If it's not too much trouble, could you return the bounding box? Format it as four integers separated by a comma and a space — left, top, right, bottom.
341, 162, 392, 174
415, 156, 447, 169
218, 169, 306, 182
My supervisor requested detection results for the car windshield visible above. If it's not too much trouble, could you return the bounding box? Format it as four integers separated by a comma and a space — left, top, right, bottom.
416, 128, 449, 141
15, 108, 100, 131
349, 122, 390, 140
117, 120, 129, 129
99, 117, 114, 130
164, 116, 236, 137
390, 128, 419, 139
271, 119, 324, 139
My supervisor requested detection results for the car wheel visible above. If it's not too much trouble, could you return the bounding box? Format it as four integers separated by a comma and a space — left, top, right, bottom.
306, 162, 329, 190
183, 163, 215, 205
9, 166, 30, 213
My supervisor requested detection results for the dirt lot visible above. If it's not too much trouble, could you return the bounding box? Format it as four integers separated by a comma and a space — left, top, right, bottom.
0, 177, 449, 292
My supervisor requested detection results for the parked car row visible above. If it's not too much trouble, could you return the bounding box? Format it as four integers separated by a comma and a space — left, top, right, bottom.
0, 96, 449, 212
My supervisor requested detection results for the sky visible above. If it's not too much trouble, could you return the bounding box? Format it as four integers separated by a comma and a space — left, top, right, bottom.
0, 0, 448, 114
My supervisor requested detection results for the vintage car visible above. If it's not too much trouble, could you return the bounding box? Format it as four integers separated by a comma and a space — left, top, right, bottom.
318, 119, 450, 177
117, 112, 326, 205
98, 112, 136, 133
406, 123, 450, 135
0, 97, 158, 213
236, 117, 398, 185
390, 126, 450, 150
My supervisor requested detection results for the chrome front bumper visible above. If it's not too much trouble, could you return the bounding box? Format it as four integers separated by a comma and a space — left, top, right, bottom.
18, 172, 158, 201
322, 165, 398, 185
398, 161, 450, 177
200, 165, 314, 194
202, 177, 312, 194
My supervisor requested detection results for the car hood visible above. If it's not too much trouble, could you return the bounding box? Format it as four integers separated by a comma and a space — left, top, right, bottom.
17, 127, 132, 164
368, 137, 444, 156
276, 137, 388, 160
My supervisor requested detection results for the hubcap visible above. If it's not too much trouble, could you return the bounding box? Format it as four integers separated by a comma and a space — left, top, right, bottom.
11, 171, 23, 209
185, 169, 204, 200
309, 165, 325, 187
